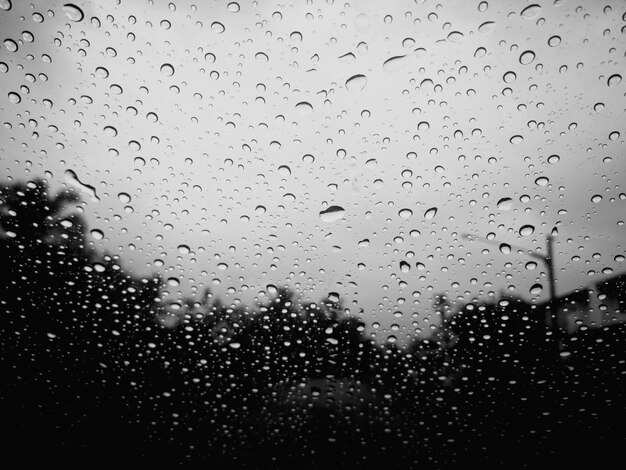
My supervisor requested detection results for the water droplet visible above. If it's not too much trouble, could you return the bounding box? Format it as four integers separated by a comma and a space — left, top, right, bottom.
103, 126, 117, 137
400, 261, 411, 273
382, 55, 411, 72
90, 229, 104, 240
0, 0, 11, 12
417, 121, 430, 131
548, 35, 561, 47
63, 4, 84, 22
519, 50, 535, 65
520, 4, 542, 19
160, 63, 175, 76
255, 52, 269, 62
607, 74, 622, 87
302, 154, 315, 164
447, 31, 464, 42
510, 135, 524, 144
534, 176, 549, 187
547, 155, 560, 164
503, 71, 517, 83
228, 2, 240, 13
499, 243, 511, 254
211, 21, 225, 33
609, 131, 620, 141
424, 207, 437, 219
519, 224, 535, 236
7, 91, 20, 103
398, 208, 413, 219
345, 74, 367, 91
319, 205, 346, 223
529, 283, 543, 294
478, 21, 495, 33
591, 194, 602, 203
593, 102, 605, 112
497, 198, 513, 211
295, 101, 313, 116
3, 39, 17, 52
474, 47, 487, 58
217, 262, 229, 270
277, 165, 291, 176
95, 67, 109, 78
65, 169, 99, 201
525, 261, 537, 270
118, 192, 131, 204
255, 205, 266, 215
478, 1, 488, 12
177, 244, 191, 254
146, 112, 158, 123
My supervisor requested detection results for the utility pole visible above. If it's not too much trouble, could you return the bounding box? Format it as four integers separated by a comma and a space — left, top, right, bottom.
462, 232, 561, 356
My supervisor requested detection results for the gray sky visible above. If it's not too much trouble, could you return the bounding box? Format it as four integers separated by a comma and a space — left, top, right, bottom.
1, 0, 625, 342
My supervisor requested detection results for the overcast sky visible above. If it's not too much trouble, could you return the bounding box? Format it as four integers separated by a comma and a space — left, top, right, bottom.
1, 0, 624, 341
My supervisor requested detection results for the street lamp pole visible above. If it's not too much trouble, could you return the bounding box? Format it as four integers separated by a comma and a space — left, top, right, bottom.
462, 232, 561, 354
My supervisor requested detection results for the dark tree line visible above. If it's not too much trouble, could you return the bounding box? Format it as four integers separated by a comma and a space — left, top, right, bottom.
0, 179, 623, 469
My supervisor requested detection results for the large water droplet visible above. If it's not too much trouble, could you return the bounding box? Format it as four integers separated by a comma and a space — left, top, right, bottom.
535, 176, 549, 186
0, 0, 12, 12
295, 101, 313, 116
499, 243, 511, 254
520, 4, 542, 19
478, 21, 495, 33
3, 39, 17, 52
319, 205, 346, 223
519, 224, 535, 236
160, 63, 175, 76
529, 283, 543, 294
424, 207, 437, 219
607, 74, 622, 87
497, 197, 513, 211
398, 208, 413, 219
383, 55, 411, 72
345, 74, 367, 91
65, 169, 99, 201
63, 4, 84, 22
519, 50, 535, 65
